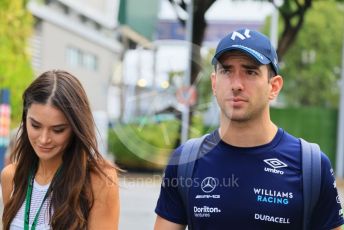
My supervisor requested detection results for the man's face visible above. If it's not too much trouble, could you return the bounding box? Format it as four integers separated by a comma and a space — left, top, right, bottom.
211, 51, 279, 124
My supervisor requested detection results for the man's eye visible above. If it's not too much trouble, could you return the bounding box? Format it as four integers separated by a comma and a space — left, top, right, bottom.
220, 69, 230, 74
246, 70, 258, 75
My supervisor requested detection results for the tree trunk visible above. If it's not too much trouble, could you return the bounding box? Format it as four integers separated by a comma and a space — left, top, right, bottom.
272, 0, 312, 60
170, 0, 216, 148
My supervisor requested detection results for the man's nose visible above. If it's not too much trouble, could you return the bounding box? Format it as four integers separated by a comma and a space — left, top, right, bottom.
230, 74, 244, 92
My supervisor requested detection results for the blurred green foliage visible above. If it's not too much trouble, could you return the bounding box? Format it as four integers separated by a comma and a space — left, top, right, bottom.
0, 0, 34, 126
196, 49, 214, 111
108, 114, 206, 171
271, 0, 344, 108
109, 120, 180, 171
271, 107, 338, 167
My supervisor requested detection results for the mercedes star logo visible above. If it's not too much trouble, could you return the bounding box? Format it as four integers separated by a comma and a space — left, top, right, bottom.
201, 177, 217, 193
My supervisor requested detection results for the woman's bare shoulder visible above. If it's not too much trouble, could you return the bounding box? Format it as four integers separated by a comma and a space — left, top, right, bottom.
1, 163, 17, 204
1, 163, 16, 182
88, 160, 120, 229
90, 160, 119, 189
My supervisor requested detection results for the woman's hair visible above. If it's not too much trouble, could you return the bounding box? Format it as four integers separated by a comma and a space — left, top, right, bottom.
3, 70, 110, 229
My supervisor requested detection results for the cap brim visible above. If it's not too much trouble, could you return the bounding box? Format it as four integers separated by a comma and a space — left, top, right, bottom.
211, 45, 271, 66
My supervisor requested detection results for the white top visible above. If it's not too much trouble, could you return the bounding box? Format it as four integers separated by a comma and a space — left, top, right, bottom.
10, 180, 51, 230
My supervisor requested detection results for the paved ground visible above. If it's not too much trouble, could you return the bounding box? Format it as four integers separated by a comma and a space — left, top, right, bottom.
1, 173, 344, 230
118, 173, 161, 229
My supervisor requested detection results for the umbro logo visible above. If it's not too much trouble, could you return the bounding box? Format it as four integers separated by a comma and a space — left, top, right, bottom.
264, 158, 288, 169
263, 158, 288, 175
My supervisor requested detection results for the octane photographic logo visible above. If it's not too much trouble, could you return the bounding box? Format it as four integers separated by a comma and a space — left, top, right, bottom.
111, 42, 219, 166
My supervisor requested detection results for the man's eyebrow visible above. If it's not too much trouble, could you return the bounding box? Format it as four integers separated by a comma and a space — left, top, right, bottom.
242, 64, 260, 70
217, 63, 232, 69
217, 63, 260, 71
28, 117, 68, 128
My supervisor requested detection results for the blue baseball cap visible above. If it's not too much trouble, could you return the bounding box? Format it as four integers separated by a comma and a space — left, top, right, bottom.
211, 28, 279, 74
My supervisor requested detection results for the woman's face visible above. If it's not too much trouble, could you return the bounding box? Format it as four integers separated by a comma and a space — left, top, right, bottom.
26, 103, 72, 163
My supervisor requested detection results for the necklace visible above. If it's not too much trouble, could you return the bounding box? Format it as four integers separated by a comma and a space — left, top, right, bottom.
24, 166, 62, 230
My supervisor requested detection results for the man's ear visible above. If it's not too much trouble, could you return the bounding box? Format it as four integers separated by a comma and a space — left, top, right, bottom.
269, 75, 283, 100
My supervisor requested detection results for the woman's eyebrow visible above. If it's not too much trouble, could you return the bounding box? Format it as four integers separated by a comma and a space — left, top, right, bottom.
28, 117, 68, 128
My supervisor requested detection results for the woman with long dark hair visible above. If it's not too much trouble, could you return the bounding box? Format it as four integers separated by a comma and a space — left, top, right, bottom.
1, 70, 119, 229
